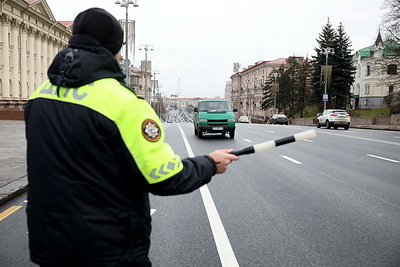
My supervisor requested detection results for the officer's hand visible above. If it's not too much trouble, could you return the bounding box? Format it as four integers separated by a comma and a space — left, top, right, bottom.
208, 149, 239, 174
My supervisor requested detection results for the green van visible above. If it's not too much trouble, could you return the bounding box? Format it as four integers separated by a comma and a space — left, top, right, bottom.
193, 99, 237, 139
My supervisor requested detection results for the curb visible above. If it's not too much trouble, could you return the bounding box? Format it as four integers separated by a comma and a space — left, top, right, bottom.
351, 126, 400, 131
0, 176, 28, 207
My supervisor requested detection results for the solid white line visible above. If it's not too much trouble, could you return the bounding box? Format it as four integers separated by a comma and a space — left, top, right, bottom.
267, 131, 274, 133
281, 155, 303, 164
177, 125, 239, 267
303, 139, 314, 143
199, 187, 239, 267
243, 139, 253, 143
177, 125, 195, 158
366, 154, 399, 163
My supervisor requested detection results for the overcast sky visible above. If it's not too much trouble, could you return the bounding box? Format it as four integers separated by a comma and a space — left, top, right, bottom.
46, 0, 387, 98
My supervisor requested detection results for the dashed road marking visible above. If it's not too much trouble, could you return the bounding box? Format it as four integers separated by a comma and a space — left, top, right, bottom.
281, 155, 302, 164
366, 154, 399, 163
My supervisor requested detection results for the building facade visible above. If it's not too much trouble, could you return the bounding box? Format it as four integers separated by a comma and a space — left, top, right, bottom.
0, 0, 72, 110
351, 32, 400, 109
224, 80, 231, 101
230, 58, 303, 122
0, 0, 151, 118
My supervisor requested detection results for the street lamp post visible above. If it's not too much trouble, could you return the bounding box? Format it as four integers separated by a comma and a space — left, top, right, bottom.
152, 70, 159, 107
139, 44, 153, 102
115, 0, 138, 87
157, 85, 162, 118
321, 47, 334, 111
272, 72, 280, 114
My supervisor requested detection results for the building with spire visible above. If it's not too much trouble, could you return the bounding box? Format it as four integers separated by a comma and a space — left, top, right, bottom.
351, 31, 400, 109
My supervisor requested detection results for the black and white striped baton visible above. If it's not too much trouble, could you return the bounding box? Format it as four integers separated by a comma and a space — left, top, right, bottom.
232, 129, 316, 156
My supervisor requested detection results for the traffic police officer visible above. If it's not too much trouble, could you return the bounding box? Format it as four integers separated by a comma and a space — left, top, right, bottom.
25, 7, 238, 267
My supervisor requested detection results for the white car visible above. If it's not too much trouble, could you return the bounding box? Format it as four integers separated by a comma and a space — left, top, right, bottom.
238, 116, 250, 123
316, 109, 350, 130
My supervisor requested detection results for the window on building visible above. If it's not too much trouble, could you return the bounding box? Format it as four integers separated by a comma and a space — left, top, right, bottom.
389, 85, 394, 94
366, 65, 370, 76
387, 64, 397, 75
365, 84, 370, 95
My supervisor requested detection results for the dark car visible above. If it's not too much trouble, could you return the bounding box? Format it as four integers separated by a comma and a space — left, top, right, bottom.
269, 114, 288, 125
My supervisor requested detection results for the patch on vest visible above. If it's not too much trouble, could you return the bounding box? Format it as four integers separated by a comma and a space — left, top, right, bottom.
142, 119, 161, 142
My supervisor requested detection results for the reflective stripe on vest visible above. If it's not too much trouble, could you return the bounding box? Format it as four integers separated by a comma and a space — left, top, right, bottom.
30, 79, 183, 184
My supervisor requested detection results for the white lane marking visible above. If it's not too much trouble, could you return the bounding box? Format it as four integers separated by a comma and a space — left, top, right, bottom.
243, 139, 253, 143
366, 154, 399, 163
150, 209, 157, 215
303, 139, 314, 143
267, 131, 274, 133
199, 187, 239, 267
281, 155, 303, 164
177, 125, 239, 267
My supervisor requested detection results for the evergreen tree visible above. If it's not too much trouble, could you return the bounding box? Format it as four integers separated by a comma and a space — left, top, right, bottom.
278, 65, 293, 115
311, 19, 355, 110
332, 22, 356, 108
261, 66, 285, 114
294, 59, 313, 117
261, 60, 313, 118
261, 73, 275, 111
311, 19, 338, 110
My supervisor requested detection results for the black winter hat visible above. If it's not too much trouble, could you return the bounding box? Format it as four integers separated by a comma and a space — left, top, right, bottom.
72, 7, 123, 55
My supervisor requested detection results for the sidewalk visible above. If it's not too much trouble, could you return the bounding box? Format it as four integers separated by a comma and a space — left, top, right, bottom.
0, 120, 399, 207
0, 120, 27, 206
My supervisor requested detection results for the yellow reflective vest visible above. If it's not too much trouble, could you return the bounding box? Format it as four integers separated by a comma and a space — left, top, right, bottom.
30, 78, 184, 183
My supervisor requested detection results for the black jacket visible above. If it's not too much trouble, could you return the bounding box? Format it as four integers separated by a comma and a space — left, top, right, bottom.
25, 35, 216, 266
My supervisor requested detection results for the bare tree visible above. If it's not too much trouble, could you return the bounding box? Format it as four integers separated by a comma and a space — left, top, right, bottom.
382, 0, 400, 42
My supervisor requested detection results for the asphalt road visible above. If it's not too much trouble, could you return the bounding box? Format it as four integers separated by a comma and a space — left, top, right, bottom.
1, 123, 399, 266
